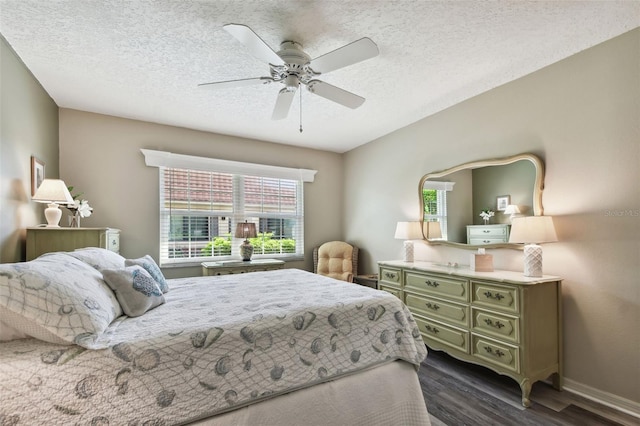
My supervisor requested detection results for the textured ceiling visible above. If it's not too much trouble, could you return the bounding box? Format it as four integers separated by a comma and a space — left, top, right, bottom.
1, 1, 638, 153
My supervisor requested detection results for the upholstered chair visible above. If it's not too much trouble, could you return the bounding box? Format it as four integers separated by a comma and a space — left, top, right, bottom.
312, 241, 359, 282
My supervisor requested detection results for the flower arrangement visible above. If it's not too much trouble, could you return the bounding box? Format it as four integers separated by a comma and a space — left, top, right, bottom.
66, 186, 93, 227
479, 209, 494, 224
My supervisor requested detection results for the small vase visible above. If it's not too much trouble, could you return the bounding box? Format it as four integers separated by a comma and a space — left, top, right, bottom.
69, 212, 81, 228
483, 218, 489, 225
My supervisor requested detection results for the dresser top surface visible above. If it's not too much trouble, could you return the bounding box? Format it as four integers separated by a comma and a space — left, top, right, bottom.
378, 260, 561, 284
27, 227, 120, 232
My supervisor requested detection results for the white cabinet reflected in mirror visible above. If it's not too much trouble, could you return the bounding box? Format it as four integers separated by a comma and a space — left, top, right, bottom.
419, 153, 544, 249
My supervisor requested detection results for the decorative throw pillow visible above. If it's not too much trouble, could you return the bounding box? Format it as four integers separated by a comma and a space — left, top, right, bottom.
0, 253, 122, 348
65, 247, 126, 271
102, 266, 165, 317
125, 255, 169, 293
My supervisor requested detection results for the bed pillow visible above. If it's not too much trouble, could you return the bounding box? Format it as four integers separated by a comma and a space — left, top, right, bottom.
102, 266, 165, 317
0, 253, 122, 347
125, 255, 169, 293
66, 247, 126, 271
0, 318, 28, 341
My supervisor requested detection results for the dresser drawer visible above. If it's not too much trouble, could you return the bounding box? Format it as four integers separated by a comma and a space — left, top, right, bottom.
468, 237, 507, 245
379, 285, 402, 299
414, 315, 469, 353
467, 225, 508, 237
406, 293, 469, 328
472, 335, 520, 373
405, 272, 468, 302
472, 281, 519, 314
472, 308, 519, 344
379, 266, 401, 286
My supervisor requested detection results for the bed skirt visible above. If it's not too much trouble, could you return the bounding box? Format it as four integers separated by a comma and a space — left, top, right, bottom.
190, 360, 431, 426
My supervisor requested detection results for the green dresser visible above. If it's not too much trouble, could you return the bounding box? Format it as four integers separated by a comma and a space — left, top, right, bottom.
26, 227, 120, 260
378, 260, 562, 407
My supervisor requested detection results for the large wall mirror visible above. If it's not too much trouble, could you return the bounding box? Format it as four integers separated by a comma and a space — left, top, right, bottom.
419, 153, 544, 249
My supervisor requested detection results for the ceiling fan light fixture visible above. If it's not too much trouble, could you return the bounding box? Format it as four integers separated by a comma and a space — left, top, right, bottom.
284, 74, 299, 92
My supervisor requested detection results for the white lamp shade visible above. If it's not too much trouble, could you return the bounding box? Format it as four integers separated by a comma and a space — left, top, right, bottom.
394, 221, 422, 240
509, 216, 557, 244
32, 179, 75, 204
503, 205, 521, 215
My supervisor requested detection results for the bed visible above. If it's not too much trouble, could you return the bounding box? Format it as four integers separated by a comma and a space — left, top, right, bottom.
0, 248, 429, 425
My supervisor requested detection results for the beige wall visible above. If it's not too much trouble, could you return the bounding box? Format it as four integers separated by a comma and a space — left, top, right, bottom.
344, 29, 640, 407
0, 37, 59, 262
58, 110, 344, 278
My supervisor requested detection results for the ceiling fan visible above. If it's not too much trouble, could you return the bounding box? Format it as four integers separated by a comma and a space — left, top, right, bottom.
199, 24, 379, 121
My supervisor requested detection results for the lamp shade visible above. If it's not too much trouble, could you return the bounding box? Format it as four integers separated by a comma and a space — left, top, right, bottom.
235, 221, 257, 239
503, 205, 521, 215
32, 179, 74, 204
394, 222, 422, 240
424, 221, 442, 239
509, 216, 557, 244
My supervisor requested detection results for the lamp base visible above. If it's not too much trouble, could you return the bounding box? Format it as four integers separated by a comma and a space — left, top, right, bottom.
402, 240, 414, 262
240, 240, 254, 261
44, 203, 62, 227
523, 243, 543, 277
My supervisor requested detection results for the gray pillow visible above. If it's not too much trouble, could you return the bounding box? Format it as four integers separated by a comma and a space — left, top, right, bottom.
102, 266, 165, 317
125, 255, 169, 293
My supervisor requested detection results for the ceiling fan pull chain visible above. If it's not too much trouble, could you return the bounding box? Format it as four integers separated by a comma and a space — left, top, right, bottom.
299, 89, 303, 133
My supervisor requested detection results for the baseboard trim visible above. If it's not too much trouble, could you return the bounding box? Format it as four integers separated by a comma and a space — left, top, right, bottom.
563, 378, 640, 419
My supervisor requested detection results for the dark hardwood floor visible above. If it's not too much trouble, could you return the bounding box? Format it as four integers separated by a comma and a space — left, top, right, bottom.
419, 349, 638, 426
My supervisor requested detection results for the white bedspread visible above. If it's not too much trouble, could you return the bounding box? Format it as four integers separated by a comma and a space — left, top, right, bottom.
0, 269, 426, 425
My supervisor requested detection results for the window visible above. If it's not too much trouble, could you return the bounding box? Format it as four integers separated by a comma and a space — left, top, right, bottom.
422, 180, 455, 240
142, 149, 316, 266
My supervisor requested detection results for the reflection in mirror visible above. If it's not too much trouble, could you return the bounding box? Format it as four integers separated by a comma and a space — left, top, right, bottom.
419, 154, 544, 249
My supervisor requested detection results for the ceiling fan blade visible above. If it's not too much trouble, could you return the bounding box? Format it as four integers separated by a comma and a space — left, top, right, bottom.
272, 88, 296, 120
198, 77, 273, 90
307, 80, 365, 109
223, 24, 285, 66
310, 38, 379, 74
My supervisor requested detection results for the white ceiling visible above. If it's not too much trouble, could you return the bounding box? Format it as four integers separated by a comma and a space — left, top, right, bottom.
1, 1, 638, 153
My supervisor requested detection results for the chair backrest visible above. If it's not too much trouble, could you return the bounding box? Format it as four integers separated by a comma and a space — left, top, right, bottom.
313, 241, 358, 282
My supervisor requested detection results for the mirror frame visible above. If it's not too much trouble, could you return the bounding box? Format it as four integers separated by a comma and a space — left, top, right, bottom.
419, 153, 545, 250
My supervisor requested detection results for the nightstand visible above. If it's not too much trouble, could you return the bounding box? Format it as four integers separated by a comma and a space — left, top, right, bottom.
26, 227, 121, 260
353, 274, 378, 289
201, 259, 285, 276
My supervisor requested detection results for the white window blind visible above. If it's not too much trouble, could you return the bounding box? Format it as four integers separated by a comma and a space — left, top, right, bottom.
142, 150, 316, 266
423, 181, 454, 240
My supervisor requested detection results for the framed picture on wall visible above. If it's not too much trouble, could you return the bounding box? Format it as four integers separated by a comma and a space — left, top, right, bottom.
496, 195, 510, 212
31, 156, 45, 196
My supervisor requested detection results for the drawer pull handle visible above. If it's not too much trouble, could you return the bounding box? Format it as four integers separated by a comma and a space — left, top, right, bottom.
483, 291, 504, 301
384, 272, 397, 279
425, 280, 440, 287
483, 240, 491, 243
483, 346, 505, 357
484, 318, 505, 329
424, 324, 439, 334
425, 302, 440, 311
483, 230, 491, 233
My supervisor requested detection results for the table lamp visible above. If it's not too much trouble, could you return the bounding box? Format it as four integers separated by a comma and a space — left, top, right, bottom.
504, 204, 521, 223
394, 221, 422, 262
32, 179, 75, 227
235, 221, 257, 261
509, 216, 557, 277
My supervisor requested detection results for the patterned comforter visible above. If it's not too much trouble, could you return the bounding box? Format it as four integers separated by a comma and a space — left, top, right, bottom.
0, 269, 427, 425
